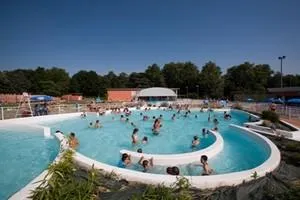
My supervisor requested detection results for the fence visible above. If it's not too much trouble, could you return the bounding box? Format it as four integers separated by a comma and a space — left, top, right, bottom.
239, 102, 300, 120
0, 104, 82, 120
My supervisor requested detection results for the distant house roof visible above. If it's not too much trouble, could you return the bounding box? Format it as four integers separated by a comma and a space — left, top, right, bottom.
137, 87, 177, 97
267, 87, 300, 93
107, 88, 141, 91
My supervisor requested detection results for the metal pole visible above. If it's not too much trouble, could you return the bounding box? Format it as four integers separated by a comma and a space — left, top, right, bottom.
280, 58, 283, 88
1, 107, 3, 120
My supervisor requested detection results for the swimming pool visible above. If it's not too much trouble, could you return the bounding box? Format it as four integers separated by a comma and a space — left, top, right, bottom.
41, 109, 269, 175
0, 129, 59, 200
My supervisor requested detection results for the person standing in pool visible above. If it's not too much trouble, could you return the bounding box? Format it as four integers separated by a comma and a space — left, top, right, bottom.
118, 153, 131, 168
132, 128, 139, 145
152, 119, 161, 135
138, 156, 154, 172
69, 132, 79, 149
191, 136, 200, 148
199, 155, 213, 175
94, 120, 102, 128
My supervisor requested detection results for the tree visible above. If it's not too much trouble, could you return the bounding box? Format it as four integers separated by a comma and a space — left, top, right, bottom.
162, 62, 199, 96
145, 64, 166, 87
127, 72, 152, 88
69, 70, 101, 96
199, 61, 223, 98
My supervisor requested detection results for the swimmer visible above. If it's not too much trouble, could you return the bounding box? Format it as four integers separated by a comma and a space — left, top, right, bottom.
94, 120, 102, 128
143, 115, 149, 121
202, 128, 206, 137
80, 112, 87, 118
152, 116, 156, 120
138, 156, 153, 172
171, 114, 176, 120
89, 122, 93, 128
142, 136, 148, 144
192, 136, 200, 148
120, 115, 125, 121
118, 153, 131, 168
200, 155, 213, 175
126, 118, 129, 122
159, 114, 163, 119
195, 115, 198, 119
208, 113, 211, 122
69, 132, 79, 149
132, 128, 139, 144
213, 118, 219, 127
166, 166, 180, 176
137, 148, 143, 153
130, 122, 136, 127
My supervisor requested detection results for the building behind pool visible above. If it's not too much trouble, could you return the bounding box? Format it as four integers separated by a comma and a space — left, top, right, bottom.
107, 87, 179, 102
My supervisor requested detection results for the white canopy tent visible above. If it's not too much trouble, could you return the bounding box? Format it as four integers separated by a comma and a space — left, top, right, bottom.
137, 87, 177, 101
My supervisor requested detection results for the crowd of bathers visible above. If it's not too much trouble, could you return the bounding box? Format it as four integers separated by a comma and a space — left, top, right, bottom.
69, 106, 229, 176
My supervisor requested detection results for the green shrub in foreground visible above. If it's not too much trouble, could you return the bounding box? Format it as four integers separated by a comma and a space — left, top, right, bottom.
30, 150, 98, 200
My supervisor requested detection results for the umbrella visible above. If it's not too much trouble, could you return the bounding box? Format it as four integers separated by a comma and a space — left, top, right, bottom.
287, 98, 300, 104
30, 95, 53, 102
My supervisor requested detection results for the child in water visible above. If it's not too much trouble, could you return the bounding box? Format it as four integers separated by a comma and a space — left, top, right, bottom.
138, 156, 154, 172
132, 128, 139, 144
118, 153, 131, 168
94, 120, 102, 128
69, 132, 79, 149
192, 136, 200, 148
199, 155, 213, 175
142, 136, 148, 144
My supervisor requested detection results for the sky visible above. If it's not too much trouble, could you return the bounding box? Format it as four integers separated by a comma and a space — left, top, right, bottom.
0, 0, 299, 75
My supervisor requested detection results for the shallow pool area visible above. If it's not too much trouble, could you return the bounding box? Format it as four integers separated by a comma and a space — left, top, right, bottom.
41, 109, 270, 175
0, 129, 59, 200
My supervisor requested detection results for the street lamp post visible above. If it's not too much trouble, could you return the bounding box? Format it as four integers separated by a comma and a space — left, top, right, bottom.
196, 85, 199, 99
278, 56, 286, 88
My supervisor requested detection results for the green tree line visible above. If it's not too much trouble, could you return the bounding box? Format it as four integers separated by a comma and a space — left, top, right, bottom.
0, 62, 300, 99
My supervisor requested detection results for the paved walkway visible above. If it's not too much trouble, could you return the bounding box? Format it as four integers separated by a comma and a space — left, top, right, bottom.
281, 117, 300, 128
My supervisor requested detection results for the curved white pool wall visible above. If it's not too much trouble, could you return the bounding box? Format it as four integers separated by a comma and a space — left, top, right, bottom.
64, 124, 280, 189
9, 131, 69, 200
120, 130, 223, 165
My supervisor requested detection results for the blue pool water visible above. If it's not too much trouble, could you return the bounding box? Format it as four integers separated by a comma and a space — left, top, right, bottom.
42, 109, 270, 175
0, 130, 59, 200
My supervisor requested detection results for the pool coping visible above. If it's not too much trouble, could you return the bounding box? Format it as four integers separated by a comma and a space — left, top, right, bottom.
58, 124, 280, 189
119, 129, 223, 165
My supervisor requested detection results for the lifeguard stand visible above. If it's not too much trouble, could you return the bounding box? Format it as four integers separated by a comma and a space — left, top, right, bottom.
15, 92, 33, 118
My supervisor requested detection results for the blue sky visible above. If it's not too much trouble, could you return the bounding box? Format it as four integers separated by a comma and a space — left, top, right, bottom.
0, 0, 299, 75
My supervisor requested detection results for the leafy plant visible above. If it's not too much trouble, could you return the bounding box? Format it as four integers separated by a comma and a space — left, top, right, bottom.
131, 177, 192, 200
261, 110, 279, 123
251, 171, 259, 179
30, 150, 99, 200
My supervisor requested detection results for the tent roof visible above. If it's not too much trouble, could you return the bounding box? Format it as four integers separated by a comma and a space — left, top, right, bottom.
137, 87, 177, 97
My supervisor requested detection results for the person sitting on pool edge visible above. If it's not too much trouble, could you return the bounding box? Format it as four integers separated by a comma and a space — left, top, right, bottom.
69, 132, 79, 149
166, 166, 180, 176
118, 153, 131, 168
132, 128, 139, 145
191, 136, 200, 148
138, 156, 154, 172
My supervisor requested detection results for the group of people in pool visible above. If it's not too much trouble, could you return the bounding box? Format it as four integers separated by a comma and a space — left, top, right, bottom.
119, 153, 213, 176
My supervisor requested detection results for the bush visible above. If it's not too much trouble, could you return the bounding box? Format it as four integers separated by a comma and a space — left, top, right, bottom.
261, 110, 279, 123
30, 150, 99, 200
132, 177, 192, 200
